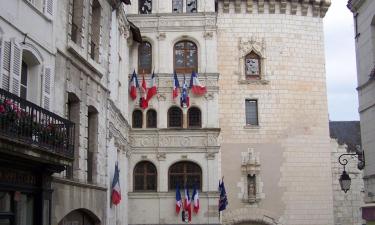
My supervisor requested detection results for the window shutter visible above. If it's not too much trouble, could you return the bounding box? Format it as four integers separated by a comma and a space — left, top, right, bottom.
42, 66, 53, 110
44, 0, 53, 20
0, 39, 3, 90
1, 41, 11, 91
9, 40, 21, 96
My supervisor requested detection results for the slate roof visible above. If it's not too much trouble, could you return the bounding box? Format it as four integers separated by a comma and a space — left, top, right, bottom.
329, 121, 361, 152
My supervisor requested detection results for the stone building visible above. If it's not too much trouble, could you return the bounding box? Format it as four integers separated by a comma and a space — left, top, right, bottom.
347, 0, 375, 223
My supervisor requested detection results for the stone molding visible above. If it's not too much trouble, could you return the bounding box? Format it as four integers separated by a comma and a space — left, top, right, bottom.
222, 208, 282, 225
219, 0, 331, 18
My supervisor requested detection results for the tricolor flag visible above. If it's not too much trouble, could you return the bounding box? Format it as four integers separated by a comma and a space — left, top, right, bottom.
184, 186, 192, 222
189, 71, 207, 96
146, 72, 157, 101
172, 72, 180, 100
140, 75, 148, 109
111, 162, 121, 205
180, 76, 190, 108
176, 185, 182, 214
130, 70, 139, 100
192, 185, 199, 214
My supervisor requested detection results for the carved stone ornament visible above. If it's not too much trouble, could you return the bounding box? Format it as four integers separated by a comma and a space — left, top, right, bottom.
240, 148, 265, 203
203, 31, 214, 39
238, 37, 268, 84
204, 93, 214, 101
157, 94, 166, 101
157, 152, 166, 161
157, 32, 166, 41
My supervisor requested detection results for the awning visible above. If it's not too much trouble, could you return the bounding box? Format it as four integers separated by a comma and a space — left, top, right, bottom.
128, 21, 142, 43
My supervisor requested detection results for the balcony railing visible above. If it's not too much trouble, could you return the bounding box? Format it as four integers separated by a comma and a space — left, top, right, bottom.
0, 88, 75, 159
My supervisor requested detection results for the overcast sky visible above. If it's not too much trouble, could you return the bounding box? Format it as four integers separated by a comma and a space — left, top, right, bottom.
324, 0, 359, 121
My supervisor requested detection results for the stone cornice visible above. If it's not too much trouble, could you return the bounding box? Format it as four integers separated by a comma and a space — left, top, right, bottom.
219, 0, 331, 18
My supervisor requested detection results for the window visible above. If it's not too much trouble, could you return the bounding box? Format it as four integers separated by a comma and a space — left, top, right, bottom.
134, 161, 157, 191
20, 61, 28, 100
188, 107, 201, 128
139, 0, 152, 14
132, 109, 143, 128
21, 49, 41, 105
90, 0, 101, 61
67, 93, 80, 180
169, 161, 202, 190
186, 0, 197, 13
245, 51, 260, 78
71, 0, 84, 44
172, 0, 183, 13
174, 41, 197, 74
146, 109, 157, 128
247, 175, 256, 202
138, 41, 152, 74
168, 106, 182, 128
87, 106, 98, 183
245, 99, 258, 126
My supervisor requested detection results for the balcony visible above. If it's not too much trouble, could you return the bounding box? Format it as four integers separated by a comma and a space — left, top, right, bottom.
0, 88, 75, 164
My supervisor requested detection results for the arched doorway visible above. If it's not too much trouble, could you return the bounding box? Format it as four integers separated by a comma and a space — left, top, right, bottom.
58, 209, 101, 225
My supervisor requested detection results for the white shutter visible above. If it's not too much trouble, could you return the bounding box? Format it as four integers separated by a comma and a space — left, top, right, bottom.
44, 0, 53, 20
9, 40, 21, 96
42, 66, 53, 110
0, 38, 3, 90
1, 41, 11, 91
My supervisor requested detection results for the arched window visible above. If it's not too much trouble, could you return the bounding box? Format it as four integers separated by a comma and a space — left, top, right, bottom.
146, 109, 157, 128
139, 0, 152, 14
174, 41, 197, 74
188, 107, 201, 128
58, 209, 101, 225
134, 161, 157, 191
132, 109, 143, 128
21, 49, 41, 104
168, 106, 182, 128
245, 51, 261, 79
138, 41, 152, 74
169, 161, 202, 190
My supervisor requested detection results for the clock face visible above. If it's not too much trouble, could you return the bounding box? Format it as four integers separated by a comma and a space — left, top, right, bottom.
245, 58, 259, 75
139, 0, 152, 14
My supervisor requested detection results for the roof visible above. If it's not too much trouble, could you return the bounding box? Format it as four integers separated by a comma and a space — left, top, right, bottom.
329, 121, 361, 152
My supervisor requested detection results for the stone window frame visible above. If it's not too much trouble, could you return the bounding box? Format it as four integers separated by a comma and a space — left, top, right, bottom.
89, 0, 103, 63
237, 37, 269, 85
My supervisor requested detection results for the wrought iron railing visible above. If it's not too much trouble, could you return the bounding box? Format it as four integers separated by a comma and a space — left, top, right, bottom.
0, 88, 75, 159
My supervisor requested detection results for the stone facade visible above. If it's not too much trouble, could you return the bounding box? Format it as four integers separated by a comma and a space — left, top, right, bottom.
217, 0, 334, 224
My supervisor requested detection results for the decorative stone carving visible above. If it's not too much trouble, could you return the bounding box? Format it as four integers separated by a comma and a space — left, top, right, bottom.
203, 31, 213, 40
240, 148, 265, 203
291, 0, 298, 15
206, 152, 215, 160
157, 152, 166, 161
269, 0, 276, 13
157, 32, 166, 40
205, 93, 215, 101
180, 136, 191, 146
223, 0, 230, 13
258, 0, 264, 13
280, 0, 287, 14
157, 94, 166, 101
301, 0, 309, 16
235, 0, 241, 13
312, 1, 320, 17
237, 37, 268, 84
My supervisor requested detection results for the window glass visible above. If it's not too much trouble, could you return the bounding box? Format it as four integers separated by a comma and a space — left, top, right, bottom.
168, 107, 182, 128
245, 100, 258, 126
169, 161, 201, 190
146, 110, 157, 128
245, 52, 260, 77
132, 110, 143, 128
174, 41, 197, 74
134, 161, 157, 191
138, 42, 152, 74
172, 0, 183, 13
139, 0, 152, 14
186, 0, 197, 13
188, 107, 201, 128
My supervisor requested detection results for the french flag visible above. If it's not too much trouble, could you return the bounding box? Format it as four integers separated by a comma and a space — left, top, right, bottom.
146, 72, 157, 101
184, 186, 192, 221
180, 76, 190, 108
140, 75, 148, 109
192, 185, 199, 214
111, 163, 121, 205
176, 185, 182, 214
189, 71, 207, 96
130, 70, 139, 100
172, 72, 180, 100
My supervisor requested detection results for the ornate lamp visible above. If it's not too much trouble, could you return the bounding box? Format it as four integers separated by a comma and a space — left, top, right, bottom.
339, 170, 351, 193
338, 146, 365, 193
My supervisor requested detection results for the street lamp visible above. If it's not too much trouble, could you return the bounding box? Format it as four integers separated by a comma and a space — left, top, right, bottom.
338, 146, 365, 193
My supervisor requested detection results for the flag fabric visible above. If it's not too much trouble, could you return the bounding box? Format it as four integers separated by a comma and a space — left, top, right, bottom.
192, 185, 199, 214
172, 72, 180, 100
176, 185, 182, 214
189, 71, 207, 96
184, 186, 192, 222
140, 75, 148, 109
111, 163, 121, 205
218, 179, 228, 212
146, 72, 157, 101
130, 70, 139, 100
180, 76, 190, 108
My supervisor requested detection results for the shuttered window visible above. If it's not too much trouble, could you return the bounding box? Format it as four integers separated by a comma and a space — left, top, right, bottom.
245, 99, 258, 126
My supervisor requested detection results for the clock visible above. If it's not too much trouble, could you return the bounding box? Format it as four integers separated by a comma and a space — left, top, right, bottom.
139, 0, 152, 14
